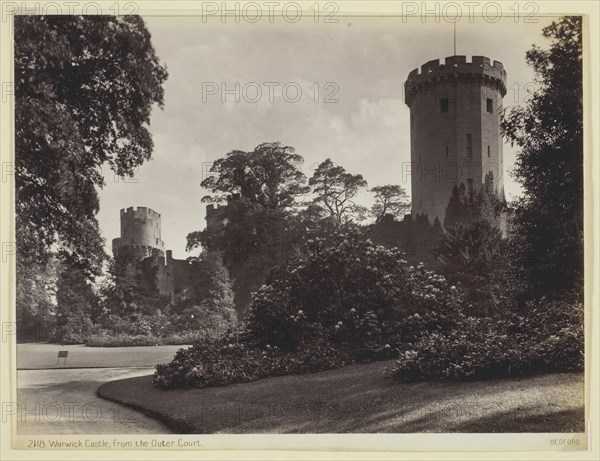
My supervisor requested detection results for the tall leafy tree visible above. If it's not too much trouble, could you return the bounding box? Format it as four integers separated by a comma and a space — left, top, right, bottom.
200, 142, 309, 208
188, 142, 309, 311
370, 184, 410, 223
189, 142, 309, 252
309, 159, 368, 225
501, 16, 583, 301
15, 16, 168, 277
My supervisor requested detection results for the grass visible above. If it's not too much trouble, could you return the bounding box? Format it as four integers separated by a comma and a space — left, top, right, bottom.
97, 360, 584, 433
17, 343, 191, 369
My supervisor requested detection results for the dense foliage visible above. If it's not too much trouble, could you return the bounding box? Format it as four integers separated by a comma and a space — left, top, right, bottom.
86, 311, 233, 347
90, 251, 237, 346
15, 15, 168, 343
155, 218, 583, 388
187, 142, 310, 311
154, 330, 353, 388
246, 230, 463, 353
154, 230, 465, 388
16, 257, 59, 342
387, 295, 583, 381
55, 265, 97, 344
501, 16, 583, 302
100, 248, 169, 318
15, 16, 168, 277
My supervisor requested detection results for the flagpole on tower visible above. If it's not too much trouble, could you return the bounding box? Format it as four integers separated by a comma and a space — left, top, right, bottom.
453, 22, 456, 56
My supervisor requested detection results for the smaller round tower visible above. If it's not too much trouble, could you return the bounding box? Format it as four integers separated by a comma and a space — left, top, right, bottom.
112, 206, 165, 260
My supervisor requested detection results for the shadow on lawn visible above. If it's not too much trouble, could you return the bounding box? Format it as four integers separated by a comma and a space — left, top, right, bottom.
98, 360, 584, 434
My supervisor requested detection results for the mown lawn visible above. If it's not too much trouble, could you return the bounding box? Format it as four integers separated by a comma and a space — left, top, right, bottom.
17, 343, 190, 369
97, 360, 584, 433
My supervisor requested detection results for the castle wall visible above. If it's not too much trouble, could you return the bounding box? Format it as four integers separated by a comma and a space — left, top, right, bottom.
155, 250, 197, 303
113, 207, 197, 305
405, 56, 507, 224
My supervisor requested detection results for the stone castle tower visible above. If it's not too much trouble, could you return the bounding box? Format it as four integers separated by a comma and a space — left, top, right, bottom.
112, 206, 198, 303
112, 206, 165, 260
404, 55, 507, 224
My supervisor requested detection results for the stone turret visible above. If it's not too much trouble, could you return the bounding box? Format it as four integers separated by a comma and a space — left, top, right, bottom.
404, 55, 507, 224
205, 193, 241, 233
112, 206, 165, 260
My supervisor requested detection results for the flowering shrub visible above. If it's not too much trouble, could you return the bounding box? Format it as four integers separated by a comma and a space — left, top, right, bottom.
153, 230, 582, 389
246, 230, 464, 356
387, 297, 583, 381
153, 329, 353, 389
154, 230, 467, 388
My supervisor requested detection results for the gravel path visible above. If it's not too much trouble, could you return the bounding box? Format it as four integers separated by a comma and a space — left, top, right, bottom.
17, 368, 173, 434
16, 344, 186, 434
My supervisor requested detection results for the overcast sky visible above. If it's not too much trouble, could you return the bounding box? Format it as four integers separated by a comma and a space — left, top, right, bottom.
97, 14, 556, 259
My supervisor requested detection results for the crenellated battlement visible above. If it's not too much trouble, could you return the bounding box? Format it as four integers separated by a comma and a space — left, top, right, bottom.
120, 206, 161, 220
114, 205, 165, 259
205, 193, 241, 217
405, 55, 507, 105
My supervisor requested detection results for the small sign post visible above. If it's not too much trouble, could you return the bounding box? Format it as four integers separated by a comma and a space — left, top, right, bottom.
56, 350, 68, 366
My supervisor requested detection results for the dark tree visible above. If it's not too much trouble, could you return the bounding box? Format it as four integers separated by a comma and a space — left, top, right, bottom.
100, 249, 168, 318
15, 16, 168, 277
199, 142, 309, 209
309, 158, 368, 225
171, 251, 238, 333
444, 174, 505, 229
433, 220, 504, 315
370, 184, 410, 223
55, 265, 97, 344
501, 16, 583, 301
189, 142, 309, 252
16, 257, 59, 342
188, 142, 309, 312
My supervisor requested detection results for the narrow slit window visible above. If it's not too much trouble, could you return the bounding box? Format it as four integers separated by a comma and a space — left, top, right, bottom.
466, 134, 473, 159
487, 145, 491, 157
486, 98, 493, 113
440, 97, 449, 112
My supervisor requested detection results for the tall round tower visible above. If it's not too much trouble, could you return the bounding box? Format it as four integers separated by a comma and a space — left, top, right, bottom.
404, 55, 507, 224
112, 206, 165, 260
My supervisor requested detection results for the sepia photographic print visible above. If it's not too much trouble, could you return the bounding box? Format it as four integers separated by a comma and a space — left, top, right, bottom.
0, 1, 598, 459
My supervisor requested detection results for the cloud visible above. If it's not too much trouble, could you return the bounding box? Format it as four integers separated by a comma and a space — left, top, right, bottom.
98, 15, 553, 258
